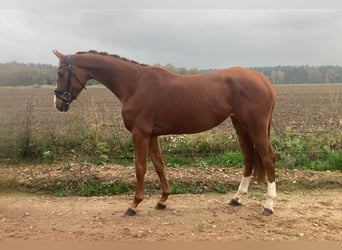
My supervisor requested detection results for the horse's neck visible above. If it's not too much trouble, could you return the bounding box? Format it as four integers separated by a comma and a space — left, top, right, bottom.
87, 58, 141, 102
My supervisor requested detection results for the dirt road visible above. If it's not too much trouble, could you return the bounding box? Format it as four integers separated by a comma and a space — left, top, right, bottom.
1, 189, 341, 241
0, 165, 341, 241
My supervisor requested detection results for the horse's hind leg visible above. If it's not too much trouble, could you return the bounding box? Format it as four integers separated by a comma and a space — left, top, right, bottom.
149, 136, 171, 210
229, 116, 254, 206
250, 130, 276, 216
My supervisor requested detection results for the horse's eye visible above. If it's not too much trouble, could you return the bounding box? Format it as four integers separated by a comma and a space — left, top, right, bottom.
58, 71, 64, 77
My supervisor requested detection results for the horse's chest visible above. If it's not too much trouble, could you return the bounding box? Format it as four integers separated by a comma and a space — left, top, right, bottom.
121, 104, 154, 133
121, 108, 134, 132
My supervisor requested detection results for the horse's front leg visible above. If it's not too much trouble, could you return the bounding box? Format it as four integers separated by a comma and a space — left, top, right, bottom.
125, 130, 149, 216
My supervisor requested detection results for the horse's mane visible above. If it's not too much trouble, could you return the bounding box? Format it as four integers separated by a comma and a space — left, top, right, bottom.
76, 50, 148, 67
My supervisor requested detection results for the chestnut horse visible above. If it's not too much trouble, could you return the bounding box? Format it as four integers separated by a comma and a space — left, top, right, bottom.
53, 50, 276, 216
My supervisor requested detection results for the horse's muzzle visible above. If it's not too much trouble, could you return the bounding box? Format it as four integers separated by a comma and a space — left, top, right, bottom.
56, 100, 69, 112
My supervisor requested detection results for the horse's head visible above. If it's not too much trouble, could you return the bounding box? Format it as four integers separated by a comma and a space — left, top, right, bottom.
53, 50, 87, 112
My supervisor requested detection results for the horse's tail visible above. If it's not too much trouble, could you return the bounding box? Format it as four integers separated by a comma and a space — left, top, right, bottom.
268, 101, 275, 138
253, 83, 275, 183
253, 148, 266, 183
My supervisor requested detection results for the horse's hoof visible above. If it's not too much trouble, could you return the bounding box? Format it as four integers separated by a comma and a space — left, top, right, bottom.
229, 199, 241, 206
155, 202, 167, 210
124, 208, 137, 216
261, 208, 274, 216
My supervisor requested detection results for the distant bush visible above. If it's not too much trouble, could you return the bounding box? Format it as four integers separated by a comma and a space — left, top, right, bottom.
271, 129, 342, 171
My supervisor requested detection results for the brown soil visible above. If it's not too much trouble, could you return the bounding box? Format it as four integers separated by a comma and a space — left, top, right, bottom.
0, 165, 341, 241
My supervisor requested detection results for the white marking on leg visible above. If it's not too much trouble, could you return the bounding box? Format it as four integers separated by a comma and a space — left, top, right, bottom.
54, 95, 57, 106
231, 176, 251, 204
264, 181, 277, 212
238, 176, 251, 194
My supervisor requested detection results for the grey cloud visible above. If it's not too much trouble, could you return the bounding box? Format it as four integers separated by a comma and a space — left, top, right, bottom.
0, 9, 342, 68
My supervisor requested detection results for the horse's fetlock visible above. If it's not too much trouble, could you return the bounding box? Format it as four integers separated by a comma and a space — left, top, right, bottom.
134, 196, 144, 205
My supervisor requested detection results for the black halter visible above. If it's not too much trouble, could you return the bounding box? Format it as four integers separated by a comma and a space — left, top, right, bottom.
54, 55, 86, 106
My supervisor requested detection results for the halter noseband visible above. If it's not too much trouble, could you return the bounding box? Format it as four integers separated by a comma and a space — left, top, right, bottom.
54, 55, 86, 106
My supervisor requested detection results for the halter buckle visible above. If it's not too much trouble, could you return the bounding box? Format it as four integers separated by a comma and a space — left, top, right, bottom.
63, 91, 72, 101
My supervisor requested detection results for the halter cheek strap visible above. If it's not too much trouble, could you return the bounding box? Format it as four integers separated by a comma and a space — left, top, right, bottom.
54, 55, 86, 104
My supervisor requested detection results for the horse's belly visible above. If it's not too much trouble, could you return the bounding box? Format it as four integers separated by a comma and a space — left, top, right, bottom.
153, 112, 229, 135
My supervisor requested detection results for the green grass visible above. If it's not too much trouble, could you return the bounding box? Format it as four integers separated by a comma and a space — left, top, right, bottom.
18, 129, 342, 172
170, 182, 204, 194
165, 155, 193, 167
52, 180, 135, 197
170, 181, 229, 195
206, 151, 243, 167
50, 179, 231, 197
3, 106, 341, 173
271, 130, 342, 171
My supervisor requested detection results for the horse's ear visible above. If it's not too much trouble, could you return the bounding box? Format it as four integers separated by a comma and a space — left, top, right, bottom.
52, 49, 65, 60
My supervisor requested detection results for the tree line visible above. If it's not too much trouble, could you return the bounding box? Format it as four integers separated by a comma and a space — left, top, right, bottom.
0, 62, 56, 87
1, 61, 342, 87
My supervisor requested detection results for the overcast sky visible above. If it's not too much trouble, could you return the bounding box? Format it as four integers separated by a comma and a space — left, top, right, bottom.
1, 7, 342, 68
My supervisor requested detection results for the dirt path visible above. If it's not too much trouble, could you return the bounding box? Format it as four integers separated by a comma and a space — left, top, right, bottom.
0, 165, 341, 241
1, 189, 341, 241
